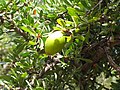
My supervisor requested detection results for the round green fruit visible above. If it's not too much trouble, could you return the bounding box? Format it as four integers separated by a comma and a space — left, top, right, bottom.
45, 31, 66, 55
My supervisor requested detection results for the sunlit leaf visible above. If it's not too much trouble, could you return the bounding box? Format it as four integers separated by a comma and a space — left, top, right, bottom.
14, 43, 26, 54
64, 0, 72, 6
72, 16, 79, 27
57, 18, 66, 27
29, 41, 36, 45
21, 72, 28, 78
67, 7, 77, 16
34, 87, 44, 90
20, 26, 36, 36
0, 0, 6, 6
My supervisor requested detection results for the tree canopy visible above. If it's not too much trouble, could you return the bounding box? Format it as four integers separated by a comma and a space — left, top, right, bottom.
0, 0, 120, 89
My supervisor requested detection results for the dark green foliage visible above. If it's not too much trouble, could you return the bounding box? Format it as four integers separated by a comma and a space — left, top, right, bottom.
0, 0, 120, 89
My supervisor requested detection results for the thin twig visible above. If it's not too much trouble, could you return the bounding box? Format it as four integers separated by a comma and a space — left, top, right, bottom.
37, 57, 60, 78
11, 20, 29, 41
104, 47, 120, 73
1, 17, 28, 41
86, 0, 103, 15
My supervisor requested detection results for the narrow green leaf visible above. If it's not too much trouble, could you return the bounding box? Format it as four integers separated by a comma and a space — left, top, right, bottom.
72, 16, 79, 27
47, 14, 57, 19
34, 87, 44, 90
0, 75, 11, 81
57, 18, 65, 27
88, 17, 99, 23
64, 0, 72, 6
20, 0, 25, 2
74, 5, 85, 16
29, 41, 36, 45
20, 26, 36, 36
0, 0, 6, 5
20, 52, 30, 57
79, 35, 85, 41
15, 43, 26, 54
21, 72, 28, 78
53, 26, 62, 30
16, 62, 24, 68
28, 14, 34, 25
80, 0, 90, 9
85, 30, 90, 43
11, 68, 17, 78
67, 7, 77, 16
65, 21, 73, 26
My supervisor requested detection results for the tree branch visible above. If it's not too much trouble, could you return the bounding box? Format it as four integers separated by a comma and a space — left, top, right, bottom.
81, 37, 120, 73
104, 47, 120, 73
37, 57, 60, 78
14, 26, 28, 41
11, 20, 29, 41
86, 0, 103, 15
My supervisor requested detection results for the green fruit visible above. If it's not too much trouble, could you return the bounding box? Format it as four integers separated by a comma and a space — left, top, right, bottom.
45, 31, 66, 55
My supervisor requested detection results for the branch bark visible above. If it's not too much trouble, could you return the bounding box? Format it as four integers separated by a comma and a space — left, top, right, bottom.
37, 57, 60, 78
104, 47, 120, 73
11, 20, 29, 41
86, 0, 103, 15
81, 36, 120, 73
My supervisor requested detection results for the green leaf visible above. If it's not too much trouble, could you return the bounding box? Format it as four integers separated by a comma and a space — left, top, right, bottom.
65, 21, 73, 26
14, 43, 26, 54
88, 17, 99, 23
78, 2, 85, 10
22, 18, 29, 25
67, 7, 77, 16
0, 0, 6, 6
85, 30, 90, 43
64, 0, 72, 6
20, 26, 36, 36
0, 75, 11, 81
80, 0, 90, 9
33, 23, 39, 29
53, 26, 62, 30
47, 14, 57, 19
39, 10, 43, 18
28, 14, 34, 25
11, 68, 17, 78
21, 72, 28, 78
74, 0, 80, 3
29, 41, 36, 45
20, 52, 30, 57
79, 35, 85, 41
16, 62, 24, 68
72, 16, 79, 27
57, 18, 66, 27
74, 5, 85, 16
20, 0, 25, 2
34, 87, 44, 90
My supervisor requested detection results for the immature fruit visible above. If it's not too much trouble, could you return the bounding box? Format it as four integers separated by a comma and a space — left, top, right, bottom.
45, 31, 66, 55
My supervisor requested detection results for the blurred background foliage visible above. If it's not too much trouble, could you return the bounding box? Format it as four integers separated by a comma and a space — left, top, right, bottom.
0, 0, 120, 90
